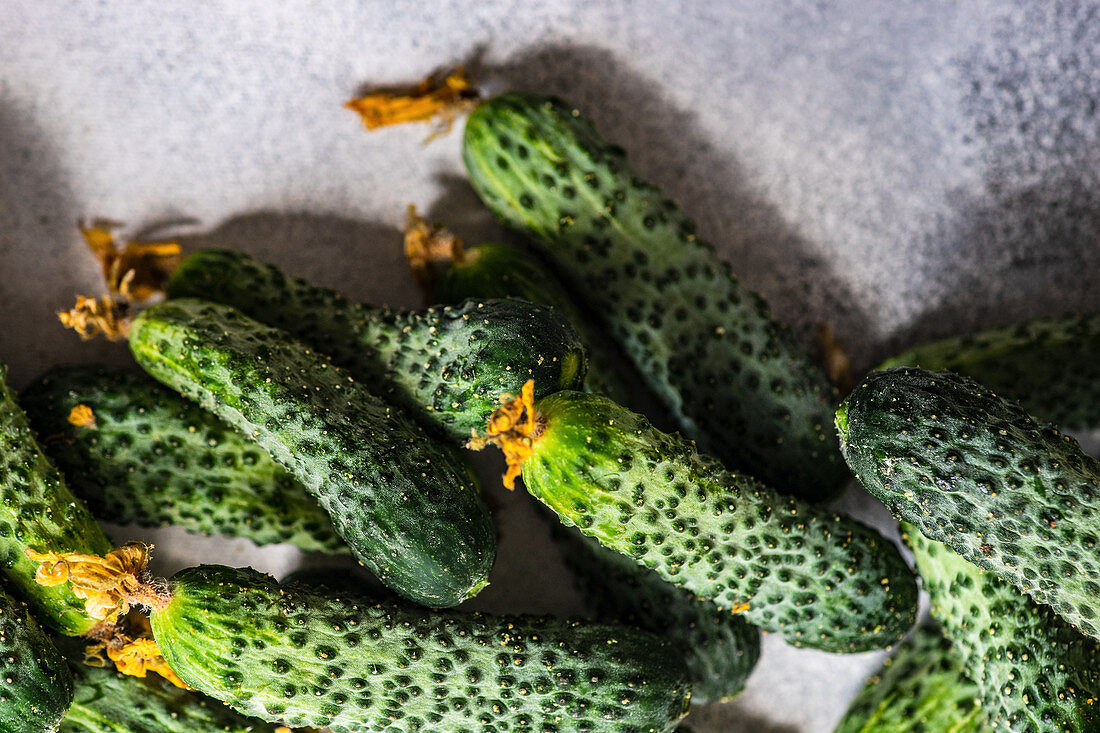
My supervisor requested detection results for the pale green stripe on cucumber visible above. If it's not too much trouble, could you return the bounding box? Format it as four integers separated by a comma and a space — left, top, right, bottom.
149, 564, 692, 733
834, 623, 987, 733
879, 311, 1100, 431
462, 92, 846, 502
0, 362, 115, 636
839, 367, 1100, 641
904, 523, 1100, 732
165, 248, 587, 443
21, 364, 346, 554
128, 298, 495, 608
0, 586, 73, 733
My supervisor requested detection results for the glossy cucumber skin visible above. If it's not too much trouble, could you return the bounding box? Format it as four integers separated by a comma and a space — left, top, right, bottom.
129, 299, 495, 607
463, 92, 846, 502
839, 367, 1100, 641
0, 363, 114, 636
433, 241, 638, 407
553, 522, 760, 704
59, 658, 277, 733
21, 365, 345, 554
522, 390, 917, 653
879, 312, 1100, 431
150, 564, 692, 733
834, 623, 988, 733
166, 249, 586, 442
0, 587, 73, 733
905, 524, 1100, 732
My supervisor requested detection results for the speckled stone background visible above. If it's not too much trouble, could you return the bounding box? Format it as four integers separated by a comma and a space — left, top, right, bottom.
3, 2, 1100, 731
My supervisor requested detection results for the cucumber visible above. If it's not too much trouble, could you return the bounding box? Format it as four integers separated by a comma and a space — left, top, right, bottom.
838, 367, 1100, 641
128, 298, 495, 607
21, 364, 345, 554
60, 655, 279, 733
165, 249, 587, 442
553, 522, 760, 704
834, 623, 987, 733
904, 523, 1100, 732
0, 362, 116, 635
423, 239, 639, 407
146, 563, 692, 732
0, 586, 73, 733
462, 92, 846, 502
879, 311, 1100, 431
472, 385, 918, 653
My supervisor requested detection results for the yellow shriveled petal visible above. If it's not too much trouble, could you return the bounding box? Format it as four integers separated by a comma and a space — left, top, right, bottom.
79, 224, 181, 301
345, 68, 478, 138
67, 404, 97, 430
109, 637, 191, 690
26, 543, 164, 621
403, 204, 465, 292
467, 380, 542, 490
58, 294, 131, 341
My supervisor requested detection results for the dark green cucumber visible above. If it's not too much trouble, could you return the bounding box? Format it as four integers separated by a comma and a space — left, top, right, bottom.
496, 390, 917, 653
463, 92, 845, 502
60, 657, 278, 733
0, 587, 73, 732
0, 362, 115, 635
149, 564, 692, 733
838, 367, 1100, 641
834, 623, 987, 733
429, 240, 638, 407
166, 249, 586, 442
904, 524, 1100, 732
128, 299, 495, 607
21, 364, 345, 554
553, 522, 760, 704
879, 312, 1100, 431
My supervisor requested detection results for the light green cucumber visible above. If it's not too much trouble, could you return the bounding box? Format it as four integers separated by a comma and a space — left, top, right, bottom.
147, 563, 692, 732
838, 367, 1100, 641
0, 586, 73, 733
462, 92, 846, 502
21, 364, 345, 554
834, 623, 987, 733
553, 521, 760, 704
905, 524, 1100, 732
480, 389, 917, 653
879, 311, 1100, 431
128, 298, 495, 608
165, 249, 586, 442
0, 362, 115, 635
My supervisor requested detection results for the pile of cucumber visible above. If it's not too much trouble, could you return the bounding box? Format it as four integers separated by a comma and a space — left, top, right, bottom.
0, 88, 1095, 733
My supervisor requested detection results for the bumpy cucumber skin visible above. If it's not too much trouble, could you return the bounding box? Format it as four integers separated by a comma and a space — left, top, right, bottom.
839, 367, 1100, 641
434, 241, 638, 407
21, 364, 345, 554
166, 249, 586, 442
0, 363, 114, 636
553, 522, 760, 704
879, 312, 1100, 431
834, 623, 988, 733
463, 93, 845, 502
0, 588, 73, 733
523, 390, 917, 653
151, 564, 692, 733
129, 299, 495, 608
59, 658, 278, 733
905, 524, 1100, 732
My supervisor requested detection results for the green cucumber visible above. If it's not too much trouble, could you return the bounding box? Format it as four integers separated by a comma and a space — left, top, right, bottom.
0, 587, 73, 732
147, 563, 692, 732
838, 367, 1100, 640
904, 523, 1100, 732
0, 362, 115, 635
60, 656, 278, 733
128, 298, 495, 607
426, 239, 639, 407
553, 522, 760, 704
834, 623, 987, 733
462, 92, 846, 502
476, 387, 917, 653
879, 311, 1100, 431
21, 364, 345, 554
165, 249, 586, 442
